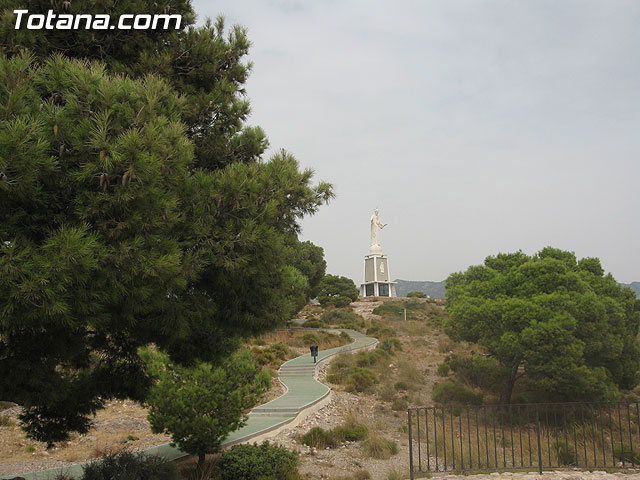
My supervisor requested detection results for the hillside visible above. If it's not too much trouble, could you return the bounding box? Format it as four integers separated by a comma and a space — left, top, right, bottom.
622, 281, 640, 298
395, 279, 640, 299
393, 279, 446, 298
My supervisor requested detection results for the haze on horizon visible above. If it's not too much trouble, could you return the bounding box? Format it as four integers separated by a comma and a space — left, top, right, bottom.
193, 0, 640, 285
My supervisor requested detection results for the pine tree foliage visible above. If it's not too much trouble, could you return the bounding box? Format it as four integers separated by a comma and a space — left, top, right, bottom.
0, 50, 331, 442
141, 348, 271, 473
445, 247, 640, 403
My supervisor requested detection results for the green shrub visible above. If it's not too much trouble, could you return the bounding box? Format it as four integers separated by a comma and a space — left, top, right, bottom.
214, 442, 301, 480
302, 333, 319, 345
251, 343, 291, 367
394, 381, 408, 391
437, 362, 450, 376
253, 338, 266, 346
553, 440, 575, 466
302, 422, 368, 449
379, 338, 402, 354
302, 318, 324, 328
614, 445, 640, 464
0, 414, 15, 426
320, 309, 365, 330
391, 397, 408, 411
301, 426, 337, 449
407, 291, 426, 298
333, 423, 368, 442
365, 324, 396, 339
431, 382, 483, 405
340, 331, 352, 343
349, 368, 378, 392
363, 432, 398, 459
356, 349, 389, 367
372, 304, 404, 318
378, 383, 396, 402
81, 452, 178, 480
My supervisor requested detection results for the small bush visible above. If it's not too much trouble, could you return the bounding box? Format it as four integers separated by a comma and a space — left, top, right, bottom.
81, 452, 178, 480
378, 383, 396, 402
394, 381, 408, 391
437, 337, 456, 353
407, 291, 426, 298
0, 414, 15, 426
432, 382, 483, 405
437, 362, 450, 376
251, 343, 291, 367
349, 368, 378, 392
363, 432, 398, 459
253, 338, 266, 346
447, 354, 510, 391
340, 331, 352, 343
379, 338, 402, 354
25, 445, 35, 453
365, 324, 396, 339
614, 445, 640, 464
302, 318, 324, 328
553, 440, 575, 466
302, 427, 337, 449
214, 442, 300, 480
302, 333, 319, 345
302, 421, 368, 449
391, 397, 408, 411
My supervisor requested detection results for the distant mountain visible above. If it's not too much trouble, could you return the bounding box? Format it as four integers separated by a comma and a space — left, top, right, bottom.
621, 282, 640, 298
394, 280, 640, 299
394, 279, 446, 298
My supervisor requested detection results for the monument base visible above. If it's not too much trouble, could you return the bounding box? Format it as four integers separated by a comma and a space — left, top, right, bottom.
360, 254, 396, 298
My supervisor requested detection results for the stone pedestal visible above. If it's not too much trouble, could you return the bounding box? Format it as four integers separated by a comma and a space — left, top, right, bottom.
360, 253, 396, 298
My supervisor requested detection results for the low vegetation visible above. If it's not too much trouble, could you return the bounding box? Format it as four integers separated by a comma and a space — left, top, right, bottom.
213, 442, 302, 480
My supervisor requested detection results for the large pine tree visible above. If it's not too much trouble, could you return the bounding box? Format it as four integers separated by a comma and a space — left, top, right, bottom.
0, 1, 331, 443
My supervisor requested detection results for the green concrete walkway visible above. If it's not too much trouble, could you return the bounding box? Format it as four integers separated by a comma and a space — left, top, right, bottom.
2, 329, 377, 480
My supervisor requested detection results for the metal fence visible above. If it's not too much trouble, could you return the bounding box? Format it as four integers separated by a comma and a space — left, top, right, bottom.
408, 402, 640, 479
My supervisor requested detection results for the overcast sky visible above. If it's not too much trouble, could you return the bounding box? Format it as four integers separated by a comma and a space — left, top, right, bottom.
192, 0, 639, 284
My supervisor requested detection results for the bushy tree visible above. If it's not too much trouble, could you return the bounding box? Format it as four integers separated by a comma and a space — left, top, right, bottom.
407, 291, 426, 298
0, 50, 331, 441
142, 348, 270, 475
445, 247, 640, 403
317, 274, 359, 307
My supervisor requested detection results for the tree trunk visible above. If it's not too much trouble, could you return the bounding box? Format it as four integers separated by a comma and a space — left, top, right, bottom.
196, 453, 206, 479
500, 363, 519, 404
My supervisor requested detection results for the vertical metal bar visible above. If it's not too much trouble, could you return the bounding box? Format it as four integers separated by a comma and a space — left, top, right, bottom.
600, 404, 606, 467
451, 406, 456, 470
443, 406, 447, 471
501, 407, 506, 468
417, 408, 422, 471
518, 405, 524, 467
627, 403, 634, 468
609, 403, 615, 467
590, 405, 597, 467
476, 407, 481, 469
536, 405, 543, 475
582, 405, 587, 467
467, 406, 473, 470
618, 403, 625, 468
408, 409, 414, 480
554, 407, 559, 468
573, 405, 578, 466
425, 408, 431, 472
483, 406, 489, 469
546, 404, 551, 467
563, 404, 568, 466
434, 407, 439, 472
509, 406, 515, 468
459, 409, 464, 470
493, 406, 498, 469
526, 404, 533, 467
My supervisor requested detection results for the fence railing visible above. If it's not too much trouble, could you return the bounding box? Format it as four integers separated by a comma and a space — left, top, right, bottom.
408, 402, 640, 479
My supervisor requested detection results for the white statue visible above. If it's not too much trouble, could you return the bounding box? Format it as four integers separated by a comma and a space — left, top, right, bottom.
370, 208, 387, 253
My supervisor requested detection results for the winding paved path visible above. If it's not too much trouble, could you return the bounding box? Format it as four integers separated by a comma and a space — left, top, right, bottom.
2, 329, 378, 480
